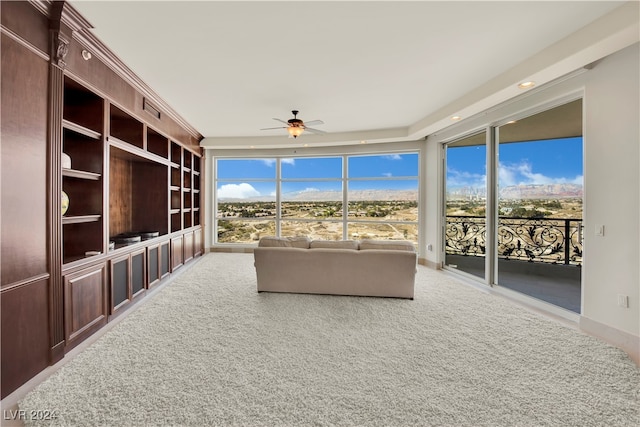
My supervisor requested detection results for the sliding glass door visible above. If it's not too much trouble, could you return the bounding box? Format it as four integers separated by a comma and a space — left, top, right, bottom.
443, 99, 583, 313
496, 101, 583, 312
444, 132, 487, 279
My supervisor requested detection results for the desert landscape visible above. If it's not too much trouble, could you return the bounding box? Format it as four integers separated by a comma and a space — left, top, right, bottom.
217, 200, 418, 243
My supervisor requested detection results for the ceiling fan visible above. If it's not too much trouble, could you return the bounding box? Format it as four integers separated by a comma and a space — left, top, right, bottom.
260, 110, 326, 138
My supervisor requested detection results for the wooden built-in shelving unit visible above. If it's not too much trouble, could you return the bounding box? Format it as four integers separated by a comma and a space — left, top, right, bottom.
0, 0, 204, 399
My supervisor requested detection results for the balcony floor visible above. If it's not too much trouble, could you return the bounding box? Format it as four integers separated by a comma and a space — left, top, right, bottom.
445, 255, 581, 313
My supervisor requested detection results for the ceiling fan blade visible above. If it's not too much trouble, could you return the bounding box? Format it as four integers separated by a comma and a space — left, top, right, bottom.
303, 120, 324, 126
260, 126, 287, 130
305, 127, 327, 135
273, 118, 289, 125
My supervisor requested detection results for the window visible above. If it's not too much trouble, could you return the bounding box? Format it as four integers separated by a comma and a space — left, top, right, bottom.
215, 152, 419, 244
216, 159, 276, 243
347, 154, 418, 241
281, 157, 343, 239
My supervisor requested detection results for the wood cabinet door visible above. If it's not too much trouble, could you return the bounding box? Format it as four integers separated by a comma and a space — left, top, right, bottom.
160, 241, 171, 279
171, 236, 184, 271
183, 231, 194, 264
147, 243, 160, 288
110, 254, 130, 314
131, 248, 146, 298
64, 263, 108, 350
194, 227, 203, 257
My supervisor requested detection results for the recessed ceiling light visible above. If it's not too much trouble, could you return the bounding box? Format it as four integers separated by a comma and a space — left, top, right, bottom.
451, 116, 462, 121
360, 140, 367, 144
518, 81, 535, 89
249, 145, 255, 148
303, 144, 309, 147
506, 120, 517, 125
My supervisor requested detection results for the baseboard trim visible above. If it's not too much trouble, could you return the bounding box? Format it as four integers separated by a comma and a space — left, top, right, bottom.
580, 316, 640, 366
207, 246, 254, 254
418, 258, 440, 269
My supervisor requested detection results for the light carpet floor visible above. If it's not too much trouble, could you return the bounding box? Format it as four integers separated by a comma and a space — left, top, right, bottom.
20, 253, 639, 426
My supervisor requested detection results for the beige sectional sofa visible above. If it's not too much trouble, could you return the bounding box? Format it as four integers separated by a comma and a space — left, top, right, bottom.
253, 236, 417, 299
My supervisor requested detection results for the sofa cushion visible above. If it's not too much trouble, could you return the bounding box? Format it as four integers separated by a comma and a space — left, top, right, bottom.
358, 239, 416, 252
310, 240, 359, 250
258, 236, 311, 248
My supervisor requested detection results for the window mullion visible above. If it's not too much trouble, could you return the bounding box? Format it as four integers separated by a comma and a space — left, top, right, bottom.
276, 158, 281, 237
343, 155, 348, 240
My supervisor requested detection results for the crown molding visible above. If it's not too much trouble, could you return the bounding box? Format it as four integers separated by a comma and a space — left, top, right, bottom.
29, 0, 202, 141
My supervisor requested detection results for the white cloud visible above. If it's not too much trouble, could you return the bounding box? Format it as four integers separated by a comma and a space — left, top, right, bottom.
260, 158, 294, 167
383, 154, 402, 160
217, 183, 260, 199
382, 172, 393, 177
448, 161, 582, 189
300, 187, 320, 193
447, 168, 486, 188
499, 161, 583, 187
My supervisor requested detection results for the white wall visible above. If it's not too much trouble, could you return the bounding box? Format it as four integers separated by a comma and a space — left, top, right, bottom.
582, 43, 639, 337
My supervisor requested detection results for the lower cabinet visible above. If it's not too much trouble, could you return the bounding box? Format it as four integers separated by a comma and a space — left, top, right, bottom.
184, 231, 194, 264
194, 227, 203, 257
160, 240, 171, 279
64, 263, 108, 350
62, 234, 196, 350
110, 248, 146, 316
171, 235, 183, 271
148, 241, 171, 288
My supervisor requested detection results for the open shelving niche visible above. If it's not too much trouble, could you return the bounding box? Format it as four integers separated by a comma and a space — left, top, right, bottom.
108, 103, 169, 251
107, 103, 202, 248
61, 77, 105, 265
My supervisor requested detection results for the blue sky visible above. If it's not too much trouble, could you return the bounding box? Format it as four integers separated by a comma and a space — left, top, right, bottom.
217, 154, 419, 199
447, 137, 583, 189
216, 138, 583, 199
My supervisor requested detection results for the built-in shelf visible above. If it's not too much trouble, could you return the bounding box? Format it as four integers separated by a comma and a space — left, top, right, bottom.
62, 168, 101, 180
62, 214, 101, 225
108, 136, 169, 166
62, 119, 102, 140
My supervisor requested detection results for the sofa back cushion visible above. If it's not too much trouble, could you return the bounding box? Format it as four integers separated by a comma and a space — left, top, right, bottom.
358, 239, 416, 252
310, 240, 359, 250
258, 236, 311, 248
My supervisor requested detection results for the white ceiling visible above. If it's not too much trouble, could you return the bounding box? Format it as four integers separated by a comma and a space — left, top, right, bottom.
69, 1, 635, 148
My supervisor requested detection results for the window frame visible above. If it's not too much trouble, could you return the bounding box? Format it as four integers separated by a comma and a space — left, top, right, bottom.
213, 150, 421, 245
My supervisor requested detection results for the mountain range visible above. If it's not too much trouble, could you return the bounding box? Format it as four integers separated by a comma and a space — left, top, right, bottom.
220, 189, 418, 202
220, 184, 583, 202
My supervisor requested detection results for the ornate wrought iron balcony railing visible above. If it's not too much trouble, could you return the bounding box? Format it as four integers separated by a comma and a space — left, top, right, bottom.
445, 216, 583, 266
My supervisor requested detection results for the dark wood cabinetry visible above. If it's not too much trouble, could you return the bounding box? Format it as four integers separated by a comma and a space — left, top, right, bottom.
1, 1, 204, 398
63, 263, 108, 350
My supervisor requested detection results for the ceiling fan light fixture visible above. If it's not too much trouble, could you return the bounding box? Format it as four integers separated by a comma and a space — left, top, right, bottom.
288, 126, 304, 138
